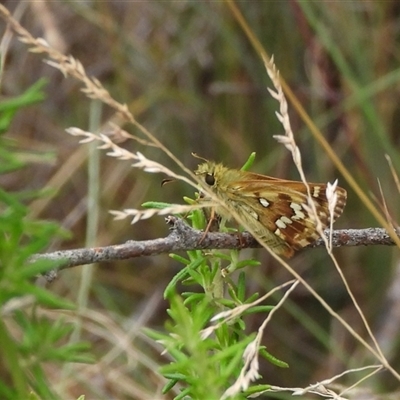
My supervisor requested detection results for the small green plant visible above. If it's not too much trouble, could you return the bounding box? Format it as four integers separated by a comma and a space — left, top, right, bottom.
144, 155, 288, 400
0, 80, 94, 400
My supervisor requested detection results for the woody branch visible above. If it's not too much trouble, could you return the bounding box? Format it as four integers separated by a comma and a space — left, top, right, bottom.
31, 216, 397, 282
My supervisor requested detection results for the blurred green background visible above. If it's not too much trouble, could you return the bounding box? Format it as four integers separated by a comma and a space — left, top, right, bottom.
2, 1, 400, 398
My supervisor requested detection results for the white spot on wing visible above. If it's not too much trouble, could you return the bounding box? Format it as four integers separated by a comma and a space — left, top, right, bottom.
259, 198, 270, 208
290, 202, 305, 220
312, 186, 321, 198
276, 218, 287, 229
281, 216, 292, 225
274, 228, 285, 240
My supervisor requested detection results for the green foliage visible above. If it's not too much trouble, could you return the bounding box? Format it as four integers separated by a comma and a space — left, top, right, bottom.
0, 79, 48, 175
145, 172, 288, 399
0, 81, 93, 400
0, 79, 47, 135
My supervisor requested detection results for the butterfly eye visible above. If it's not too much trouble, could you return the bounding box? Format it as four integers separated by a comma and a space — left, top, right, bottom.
205, 173, 215, 186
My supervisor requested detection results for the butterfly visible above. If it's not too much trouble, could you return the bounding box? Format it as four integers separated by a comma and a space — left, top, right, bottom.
194, 160, 346, 257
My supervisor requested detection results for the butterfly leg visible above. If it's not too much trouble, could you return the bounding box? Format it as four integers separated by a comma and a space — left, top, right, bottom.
237, 230, 245, 248
199, 208, 219, 243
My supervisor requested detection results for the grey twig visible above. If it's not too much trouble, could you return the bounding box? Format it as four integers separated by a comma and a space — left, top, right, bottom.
30, 217, 397, 282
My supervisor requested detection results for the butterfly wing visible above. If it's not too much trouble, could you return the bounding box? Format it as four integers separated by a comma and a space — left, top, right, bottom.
195, 162, 346, 257
224, 175, 346, 256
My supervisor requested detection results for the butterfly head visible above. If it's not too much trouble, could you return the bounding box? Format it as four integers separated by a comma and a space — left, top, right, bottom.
194, 161, 232, 189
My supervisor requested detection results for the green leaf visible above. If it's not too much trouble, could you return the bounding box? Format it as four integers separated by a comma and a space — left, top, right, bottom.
260, 347, 289, 368
0, 79, 47, 134
19, 283, 75, 309
164, 256, 205, 299
243, 384, 272, 396
141, 201, 173, 209
240, 152, 256, 171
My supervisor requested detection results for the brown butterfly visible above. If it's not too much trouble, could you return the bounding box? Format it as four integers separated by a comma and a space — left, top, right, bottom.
194, 160, 346, 258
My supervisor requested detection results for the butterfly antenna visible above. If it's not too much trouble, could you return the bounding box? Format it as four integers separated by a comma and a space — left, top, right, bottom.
191, 152, 210, 162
